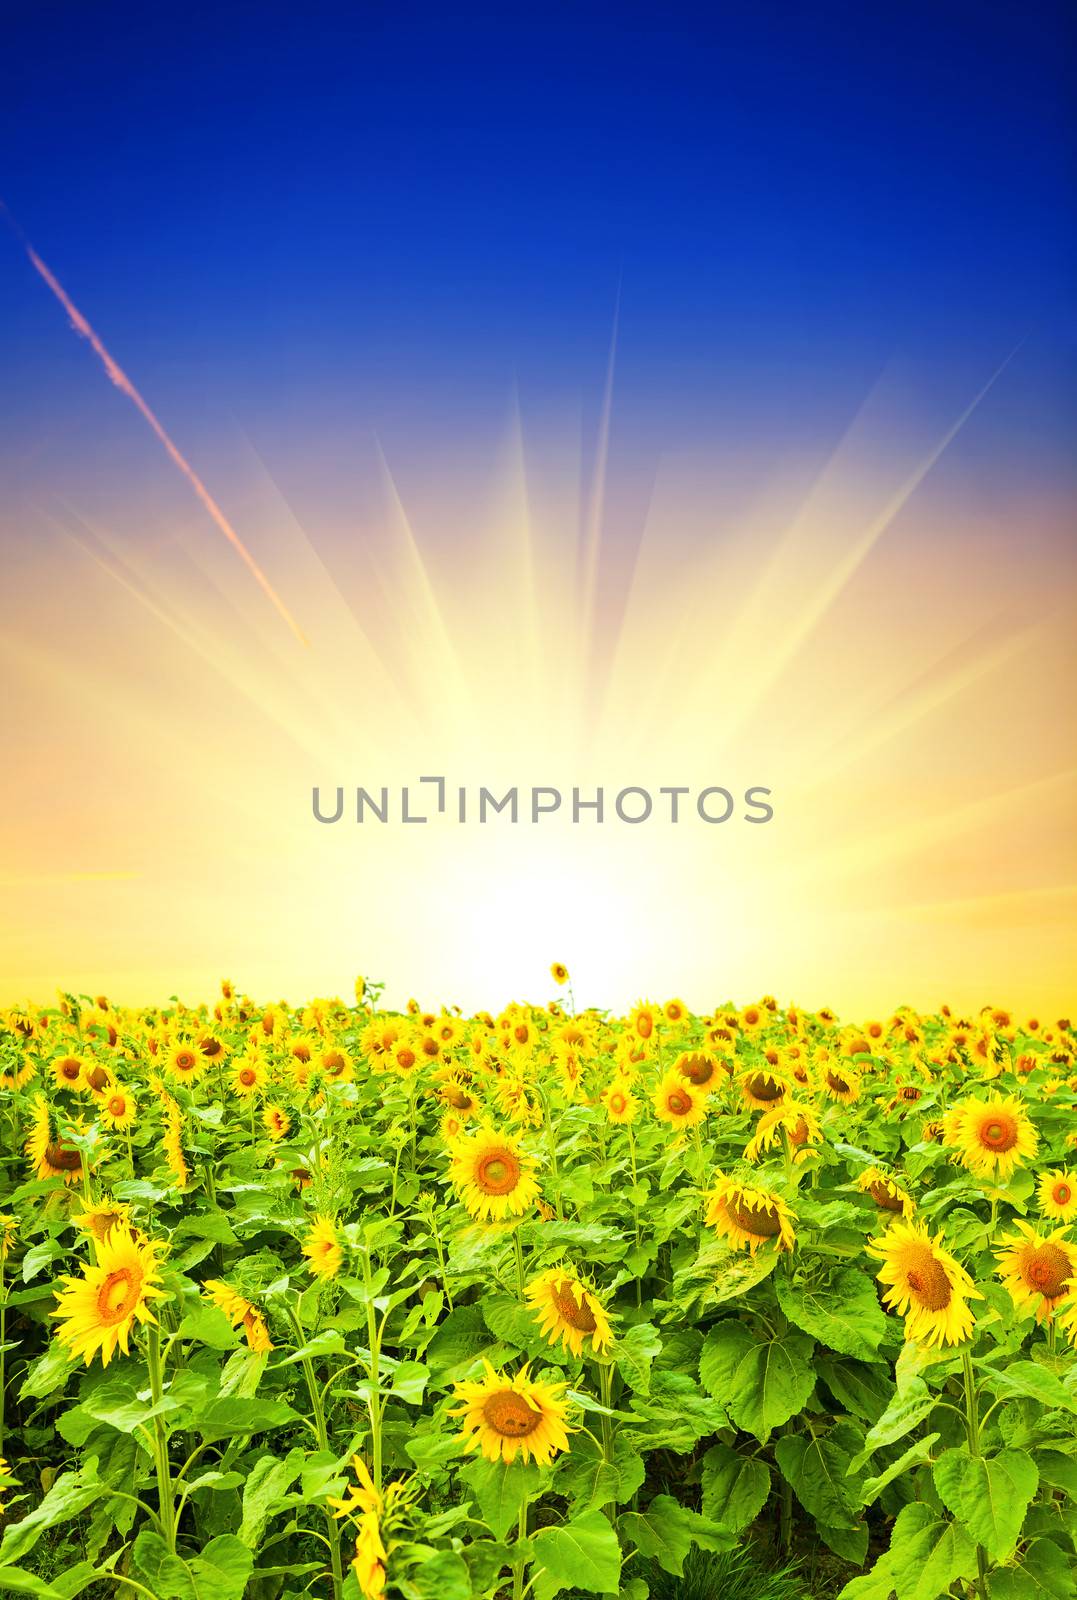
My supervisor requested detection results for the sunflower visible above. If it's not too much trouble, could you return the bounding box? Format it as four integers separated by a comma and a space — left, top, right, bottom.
525, 1269, 613, 1358
1037, 1169, 1077, 1224
821, 1060, 861, 1105
439, 1109, 468, 1144
166, 1038, 208, 1084
52, 1227, 166, 1366
100, 1088, 136, 1131
550, 963, 569, 986
674, 1051, 723, 1091
51, 1053, 87, 1092
866, 1220, 980, 1348
744, 1101, 822, 1165
739, 1002, 766, 1033
76, 1199, 133, 1244
857, 1167, 915, 1219
0, 1214, 16, 1266
740, 1068, 790, 1110
628, 1002, 660, 1045
944, 1092, 1038, 1181
450, 1128, 540, 1223
995, 1223, 1077, 1322
196, 1031, 229, 1071
262, 1104, 291, 1142
652, 1070, 707, 1130
600, 1077, 640, 1125
162, 1098, 189, 1190
320, 1046, 354, 1083
663, 997, 688, 1025
705, 1175, 797, 1254
450, 1362, 572, 1465
204, 1278, 274, 1351
232, 1055, 267, 1098
329, 1458, 418, 1600
25, 1096, 84, 1186
303, 1214, 343, 1279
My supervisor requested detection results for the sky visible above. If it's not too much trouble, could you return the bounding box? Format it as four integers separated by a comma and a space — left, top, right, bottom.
1, 3, 1075, 1015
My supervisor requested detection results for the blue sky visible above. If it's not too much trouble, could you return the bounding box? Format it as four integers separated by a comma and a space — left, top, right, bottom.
2, 2, 1074, 474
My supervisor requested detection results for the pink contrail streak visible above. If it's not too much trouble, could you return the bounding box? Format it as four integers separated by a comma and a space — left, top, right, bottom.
24, 244, 307, 645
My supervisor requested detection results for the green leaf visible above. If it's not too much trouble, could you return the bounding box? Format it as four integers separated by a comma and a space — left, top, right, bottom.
776, 1266, 889, 1361
775, 1423, 863, 1528
978, 1360, 1077, 1414
238, 1448, 306, 1548
133, 1530, 254, 1600
0, 1565, 97, 1599
619, 1494, 734, 1576
932, 1445, 1038, 1562
700, 1442, 770, 1533
530, 1510, 622, 1596
613, 1322, 661, 1396
817, 1356, 893, 1424
0, 1468, 102, 1566
988, 1537, 1076, 1599
461, 1455, 544, 1540
398, 1550, 473, 1600
18, 1344, 77, 1402
726, 1332, 816, 1441
177, 1302, 241, 1350
276, 1328, 347, 1366
555, 1433, 644, 1512
20, 1242, 61, 1284
699, 1320, 755, 1401
818, 1521, 869, 1567
860, 1433, 939, 1507
838, 1501, 978, 1600
196, 1396, 301, 1437
848, 1377, 936, 1472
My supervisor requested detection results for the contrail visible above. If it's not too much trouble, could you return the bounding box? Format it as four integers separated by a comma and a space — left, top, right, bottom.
15, 227, 307, 645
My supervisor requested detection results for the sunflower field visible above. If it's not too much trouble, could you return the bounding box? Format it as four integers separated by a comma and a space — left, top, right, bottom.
0, 980, 1075, 1600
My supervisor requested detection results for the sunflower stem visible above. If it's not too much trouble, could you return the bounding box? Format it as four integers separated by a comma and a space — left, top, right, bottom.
145, 1323, 176, 1554
360, 1246, 384, 1494
290, 1302, 345, 1600
960, 1346, 991, 1600
513, 1495, 530, 1600
513, 1227, 527, 1301
537, 1086, 564, 1219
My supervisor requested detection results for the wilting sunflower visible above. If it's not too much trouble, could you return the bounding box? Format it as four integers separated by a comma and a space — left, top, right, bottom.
857, 1166, 915, 1219
204, 1278, 274, 1351
740, 1068, 790, 1110
25, 1096, 84, 1186
944, 1092, 1038, 1181
262, 1104, 291, 1141
652, 1069, 707, 1130
450, 1128, 541, 1223
450, 1361, 572, 1465
995, 1222, 1077, 1322
705, 1175, 796, 1255
525, 1269, 613, 1357
302, 1214, 343, 1279
52, 1227, 166, 1366
76, 1199, 133, 1244
1037, 1168, 1077, 1224
329, 1458, 418, 1600
100, 1088, 136, 1131
744, 1101, 821, 1165
600, 1077, 640, 1125
866, 1220, 980, 1348
820, 1059, 861, 1105
161, 1098, 189, 1190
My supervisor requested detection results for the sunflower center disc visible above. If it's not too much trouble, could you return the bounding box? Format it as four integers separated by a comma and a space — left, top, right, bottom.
1025, 1244, 1070, 1297
108, 1098, 126, 1117
552, 1281, 597, 1331
477, 1152, 519, 1194
982, 1118, 1017, 1151
97, 1267, 138, 1323
904, 1250, 953, 1311
1055, 1185, 1071, 1205
729, 1197, 782, 1237
46, 1141, 82, 1171
483, 1391, 541, 1437
826, 1071, 851, 1095
747, 1075, 783, 1102
869, 1181, 904, 1212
